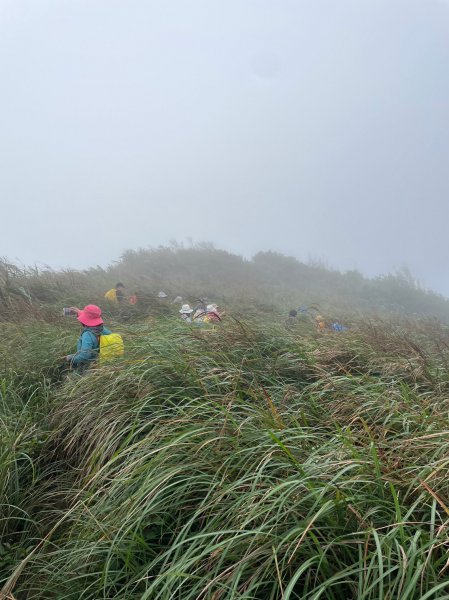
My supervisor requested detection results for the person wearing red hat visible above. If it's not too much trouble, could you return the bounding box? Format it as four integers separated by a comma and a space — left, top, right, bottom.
65, 305, 112, 372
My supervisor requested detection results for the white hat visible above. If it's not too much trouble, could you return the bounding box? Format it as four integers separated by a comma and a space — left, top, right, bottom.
173, 296, 183, 303
158, 291, 168, 298
207, 303, 218, 312
180, 304, 193, 314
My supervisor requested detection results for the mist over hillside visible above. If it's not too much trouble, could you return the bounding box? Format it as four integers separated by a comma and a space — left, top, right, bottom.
1, 244, 448, 322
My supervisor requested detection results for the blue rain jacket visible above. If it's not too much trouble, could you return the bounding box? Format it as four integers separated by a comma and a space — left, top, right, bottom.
69, 325, 112, 368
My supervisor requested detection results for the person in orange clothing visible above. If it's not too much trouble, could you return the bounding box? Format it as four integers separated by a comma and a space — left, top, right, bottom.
315, 315, 326, 332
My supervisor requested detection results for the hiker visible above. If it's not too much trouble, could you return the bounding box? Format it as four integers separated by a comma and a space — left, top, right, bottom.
179, 303, 194, 323
105, 282, 126, 303
65, 305, 112, 372
315, 315, 326, 332
331, 321, 347, 332
285, 309, 298, 328
203, 303, 222, 323
193, 306, 206, 321
129, 290, 141, 305
192, 298, 208, 320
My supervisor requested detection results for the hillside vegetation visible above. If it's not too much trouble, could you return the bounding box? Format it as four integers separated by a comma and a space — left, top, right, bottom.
1, 244, 449, 322
1, 247, 449, 599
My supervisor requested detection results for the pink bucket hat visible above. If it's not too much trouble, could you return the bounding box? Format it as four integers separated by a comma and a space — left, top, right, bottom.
77, 304, 103, 327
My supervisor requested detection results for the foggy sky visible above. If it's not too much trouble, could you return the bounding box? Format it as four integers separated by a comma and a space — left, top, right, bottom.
1, 0, 449, 294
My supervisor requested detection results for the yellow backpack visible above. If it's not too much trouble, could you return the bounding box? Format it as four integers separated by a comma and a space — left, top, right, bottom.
99, 333, 124, 364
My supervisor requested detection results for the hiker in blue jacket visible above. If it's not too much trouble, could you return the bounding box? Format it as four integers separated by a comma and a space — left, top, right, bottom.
65, 304, 111, 372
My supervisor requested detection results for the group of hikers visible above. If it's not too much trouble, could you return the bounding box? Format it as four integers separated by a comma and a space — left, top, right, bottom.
62, 284, 225, 373
63, 284, 346, 375
103, 283, 224, 323
286, 306, 347, 333
179, 301, 223, 324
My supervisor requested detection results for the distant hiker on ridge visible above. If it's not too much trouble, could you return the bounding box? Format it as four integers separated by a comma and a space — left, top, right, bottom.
331, 320, 347, 332
105, 282, 126, 303
285, 309, 298, 328
192, 298, 208, 320
315, 315, 326, 332
203, 303, 223, 323
179, 304, 194, 323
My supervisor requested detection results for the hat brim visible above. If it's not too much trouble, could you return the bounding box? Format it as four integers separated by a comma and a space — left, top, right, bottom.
77, 311, 103, 327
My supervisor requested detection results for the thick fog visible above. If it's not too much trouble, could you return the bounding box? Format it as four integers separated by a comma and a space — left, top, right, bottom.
1, 0, 449, 294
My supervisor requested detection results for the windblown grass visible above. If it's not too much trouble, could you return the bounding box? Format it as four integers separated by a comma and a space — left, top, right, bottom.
2, 316, 449, 598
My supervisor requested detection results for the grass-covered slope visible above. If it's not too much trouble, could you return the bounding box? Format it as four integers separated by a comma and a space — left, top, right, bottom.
2, 315, 449, 599
2, 244, 449, 322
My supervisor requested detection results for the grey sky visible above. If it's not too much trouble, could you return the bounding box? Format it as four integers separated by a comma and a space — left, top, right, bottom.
1, 0, 449, 293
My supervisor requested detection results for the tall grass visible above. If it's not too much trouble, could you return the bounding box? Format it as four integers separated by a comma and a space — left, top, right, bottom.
1, 317, 449, 598
3, 243, 449, 323
0, 371, 53, 589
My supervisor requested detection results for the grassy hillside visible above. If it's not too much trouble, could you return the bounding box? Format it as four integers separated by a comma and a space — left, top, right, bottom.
1, 244, 449, 322
2, 249, 449, 598
1, 318, 449, 598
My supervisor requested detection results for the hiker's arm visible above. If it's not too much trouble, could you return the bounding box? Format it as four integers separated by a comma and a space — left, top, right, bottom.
70, 332, 97, 367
